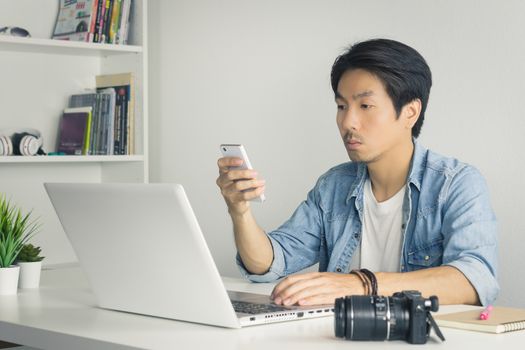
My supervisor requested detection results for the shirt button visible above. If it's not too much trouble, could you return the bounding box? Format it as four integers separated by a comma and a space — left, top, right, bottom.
401, 224, 406, 229
336, 267, 342, 272
424, 255, 430, 261
354, 233, 360, 238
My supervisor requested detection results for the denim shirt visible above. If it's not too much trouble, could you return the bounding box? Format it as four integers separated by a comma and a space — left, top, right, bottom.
236, 141, 499, 306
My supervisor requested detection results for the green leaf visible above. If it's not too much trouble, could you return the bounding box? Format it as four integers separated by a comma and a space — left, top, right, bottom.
0, 194, 42, 268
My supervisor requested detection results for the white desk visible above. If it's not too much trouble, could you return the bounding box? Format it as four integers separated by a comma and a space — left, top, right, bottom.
0, 266, 523, 350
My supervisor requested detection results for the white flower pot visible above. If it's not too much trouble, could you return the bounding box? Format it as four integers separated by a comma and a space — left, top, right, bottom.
0, 265, 20, 295
17, 261, 42, 289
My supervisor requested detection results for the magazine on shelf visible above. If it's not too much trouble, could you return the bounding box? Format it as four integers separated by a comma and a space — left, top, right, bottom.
53, 0, 97, 42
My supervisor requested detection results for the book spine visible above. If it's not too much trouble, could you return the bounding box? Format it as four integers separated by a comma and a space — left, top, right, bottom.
82, 111, 92, 155
98, 0, 108, 43
91, 94, 101, 155
100, 93, 110, 155
122, 0, 132, 45
109, 0, 122, 44
107, 90, 116, 155
89, 95, 97, 155
121, 86, 130, 155
114, 89, 123, 154
88, 0, 99, 42
101, 0, 114, 43
69, 95, 79, 108
94, 0, 105, 43
117, 0, 130, 44
128, 76, 134, 154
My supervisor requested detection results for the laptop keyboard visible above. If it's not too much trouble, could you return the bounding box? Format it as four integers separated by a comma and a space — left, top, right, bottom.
231, 300, 289, 314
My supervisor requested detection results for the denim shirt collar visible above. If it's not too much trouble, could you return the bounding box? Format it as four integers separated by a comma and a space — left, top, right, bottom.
407, 138, 427, 191
345, 138, 426, 204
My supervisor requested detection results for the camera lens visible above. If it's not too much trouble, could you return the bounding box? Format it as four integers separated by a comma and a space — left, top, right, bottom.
334, 295, 410, 341
388, 295, 410, 340
334, 297, 346, 338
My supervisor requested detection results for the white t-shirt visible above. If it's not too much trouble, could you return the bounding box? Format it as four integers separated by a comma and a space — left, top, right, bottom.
349, 178, 405, 272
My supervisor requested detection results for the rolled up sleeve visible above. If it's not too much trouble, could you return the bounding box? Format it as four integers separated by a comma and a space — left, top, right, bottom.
441, 166, 499, 306
236, 180, 324, 283
236, 235, 286, 282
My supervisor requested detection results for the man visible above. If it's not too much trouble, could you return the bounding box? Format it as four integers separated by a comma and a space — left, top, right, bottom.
216, 39, 498, 307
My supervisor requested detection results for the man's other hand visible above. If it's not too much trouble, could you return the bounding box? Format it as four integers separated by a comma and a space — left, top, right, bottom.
271, 272, 365, 306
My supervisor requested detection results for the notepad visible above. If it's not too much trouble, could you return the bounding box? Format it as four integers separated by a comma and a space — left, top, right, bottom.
435, 306, 525, 334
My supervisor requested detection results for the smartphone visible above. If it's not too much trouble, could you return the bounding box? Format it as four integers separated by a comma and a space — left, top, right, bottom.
220, 144, 265, 203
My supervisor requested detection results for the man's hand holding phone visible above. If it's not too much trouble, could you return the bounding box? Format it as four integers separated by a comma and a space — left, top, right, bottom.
216, 144, 266, 216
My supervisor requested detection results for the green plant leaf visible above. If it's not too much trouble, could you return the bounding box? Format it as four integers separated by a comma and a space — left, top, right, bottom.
0, 195, 42, 268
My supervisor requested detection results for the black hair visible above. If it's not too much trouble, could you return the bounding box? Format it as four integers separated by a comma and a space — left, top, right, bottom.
330, 39, 432, 138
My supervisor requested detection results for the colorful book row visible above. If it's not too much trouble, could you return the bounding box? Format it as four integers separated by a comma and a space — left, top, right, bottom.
57, 73, 135, 155
52, 0, 132, 44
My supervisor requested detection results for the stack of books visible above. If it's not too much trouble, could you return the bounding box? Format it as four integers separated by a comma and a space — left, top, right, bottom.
57, 73, 135, 156
52, 0, 132, 44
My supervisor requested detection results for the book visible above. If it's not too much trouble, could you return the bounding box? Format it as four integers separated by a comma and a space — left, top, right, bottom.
87, 0, 99, 42
93, 0, 105, 42
57, 107, 92, 155
109, 0, 123, 44
114, 86, 126, 154
69, 92, 98, 154
93, 93, 108, 155
96, 73, 134, 155
53, 0, 97, 42
435, 306, 525, 334
117, 0, 131, 44
96, 88, 116, 155
101, 0, 114, 43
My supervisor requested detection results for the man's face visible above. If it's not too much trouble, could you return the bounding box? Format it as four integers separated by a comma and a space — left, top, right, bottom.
335, 69, 411, 163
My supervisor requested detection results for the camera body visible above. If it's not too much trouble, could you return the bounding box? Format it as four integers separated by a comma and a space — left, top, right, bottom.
334, 290, 444, 344
395, 290, 434, 344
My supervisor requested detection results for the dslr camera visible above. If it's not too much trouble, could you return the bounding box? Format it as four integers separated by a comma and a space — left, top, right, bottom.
334, 290, 445, 344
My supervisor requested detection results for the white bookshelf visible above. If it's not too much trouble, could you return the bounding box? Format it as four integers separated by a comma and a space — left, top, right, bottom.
0, 0, 149, 265
0, 35, 143, 55
0, 155, 144, 163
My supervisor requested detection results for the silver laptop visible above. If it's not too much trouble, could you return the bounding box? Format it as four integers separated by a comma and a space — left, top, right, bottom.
44, 183, 333, 328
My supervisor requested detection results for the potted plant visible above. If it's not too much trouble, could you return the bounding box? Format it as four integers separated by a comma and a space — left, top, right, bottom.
0, 194, 40, 295
16, 243, 45, 289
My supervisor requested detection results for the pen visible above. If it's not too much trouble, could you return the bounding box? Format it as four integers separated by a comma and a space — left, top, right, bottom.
480, 305, 493, 320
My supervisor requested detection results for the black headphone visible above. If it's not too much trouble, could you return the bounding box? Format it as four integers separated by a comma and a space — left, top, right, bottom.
0, 129, 45, 156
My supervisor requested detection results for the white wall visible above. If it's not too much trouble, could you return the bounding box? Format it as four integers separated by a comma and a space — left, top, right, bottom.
148, 0, 525, 307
